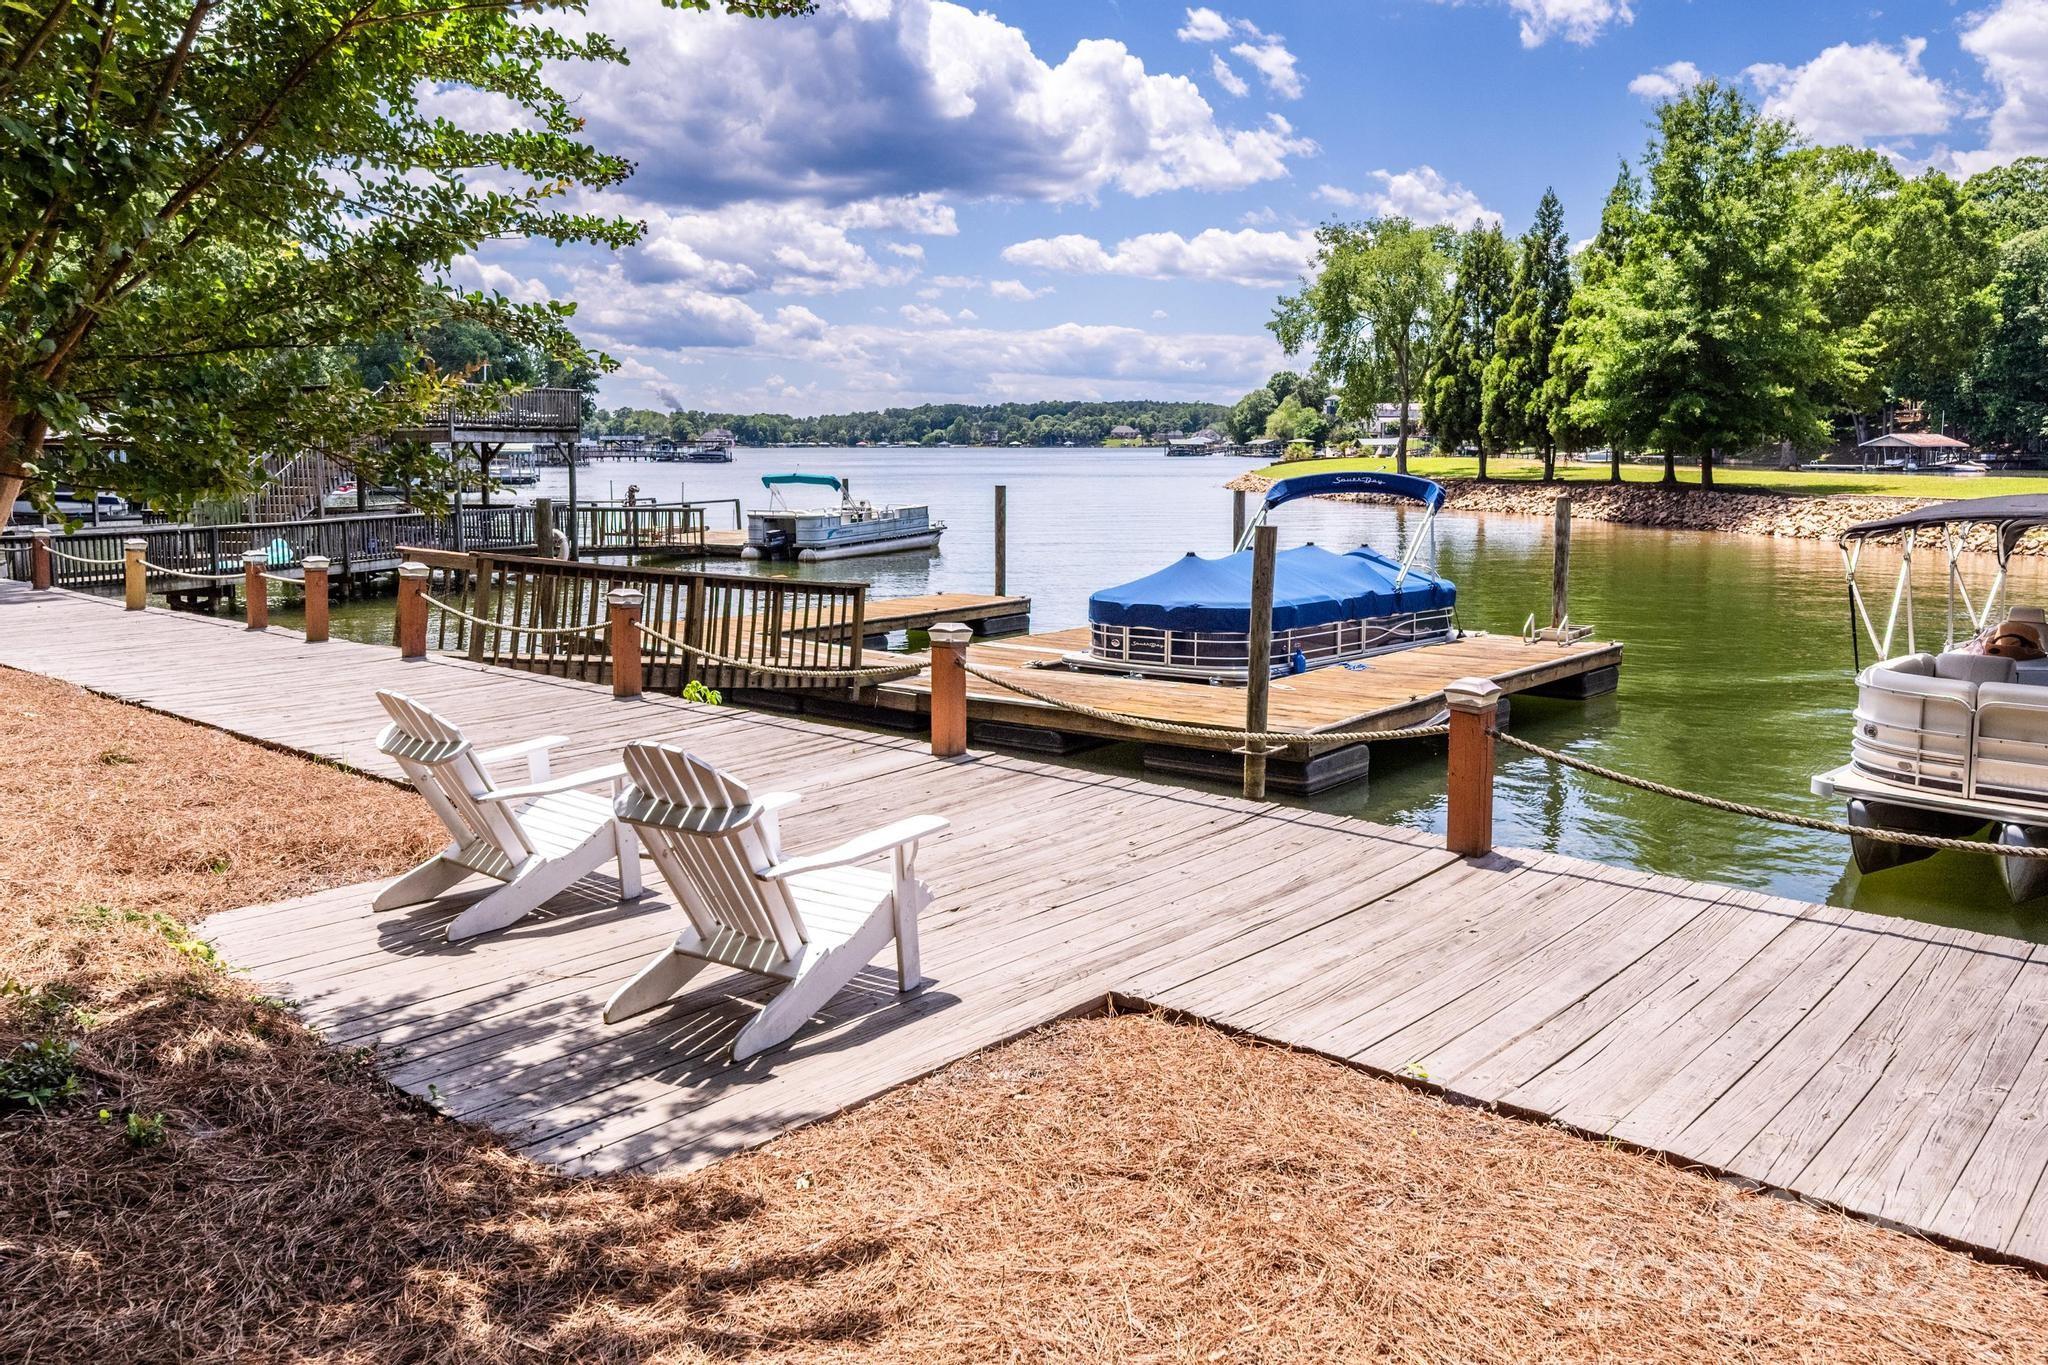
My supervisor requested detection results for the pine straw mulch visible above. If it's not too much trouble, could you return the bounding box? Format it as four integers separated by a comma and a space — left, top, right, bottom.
5, 667, 2048, 1361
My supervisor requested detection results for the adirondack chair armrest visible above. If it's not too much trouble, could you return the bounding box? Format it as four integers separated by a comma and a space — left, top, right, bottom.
759, 815, 950, 880
477, 734, 571, 782
480, 762, 629, 804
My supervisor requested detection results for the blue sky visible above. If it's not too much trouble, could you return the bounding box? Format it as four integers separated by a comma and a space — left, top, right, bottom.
446, 0, 2048, 414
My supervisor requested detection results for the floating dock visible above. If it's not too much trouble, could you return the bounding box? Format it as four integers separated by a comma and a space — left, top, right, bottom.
838, 626, 1621, 793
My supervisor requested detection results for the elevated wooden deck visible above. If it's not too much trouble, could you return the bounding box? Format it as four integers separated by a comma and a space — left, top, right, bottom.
8, 580, 2048, 1267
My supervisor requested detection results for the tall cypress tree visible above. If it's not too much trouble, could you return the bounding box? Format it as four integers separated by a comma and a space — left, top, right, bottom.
1483, 189, 1574, 479
1423, 225, 1515, 479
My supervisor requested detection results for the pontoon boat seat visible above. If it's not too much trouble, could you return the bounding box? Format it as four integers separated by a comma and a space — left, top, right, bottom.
1934, 652, 2018, 685
1974, 681, 2048, 803
2011, 606, 2046, 625
1853, 661, 1976, 793
1886, 652, 1938, 677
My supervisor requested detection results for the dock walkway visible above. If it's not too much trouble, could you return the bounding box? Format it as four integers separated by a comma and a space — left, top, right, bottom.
8, 579, 2048, 1267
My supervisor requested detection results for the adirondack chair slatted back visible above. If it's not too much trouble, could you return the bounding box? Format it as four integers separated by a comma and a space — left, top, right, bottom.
376, 690, 535, 872
620, 743, 806, 959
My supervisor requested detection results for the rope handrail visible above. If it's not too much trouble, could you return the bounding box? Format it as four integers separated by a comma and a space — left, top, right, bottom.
1496, 731, 2048, 859
635, 619, 929, 684
419, 591, 609, 638
42, 544, 119, 568
957, 658, 1452, 748
139, 559, 245, 584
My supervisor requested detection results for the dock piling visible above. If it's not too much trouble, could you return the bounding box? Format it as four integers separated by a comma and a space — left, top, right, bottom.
28, 528, 50, 590
928, 622, 972, 758
1445, 677, 1504, 856
396, 562, 429, 659
242, 551, 269, 631
994, 485, 1007, 597
1552, 493, 1572, 629
123, 539, 145, 610
1232, 490, 1246, 548
302, 556, 331, 642
1243, 526, 1277, 800
609, 588, 644, 699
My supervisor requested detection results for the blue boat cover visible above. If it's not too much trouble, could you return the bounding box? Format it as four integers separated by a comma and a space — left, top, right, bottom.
762, 473, 841, 490
1261, 469, 1445, 513
1090, 544, 1455, 633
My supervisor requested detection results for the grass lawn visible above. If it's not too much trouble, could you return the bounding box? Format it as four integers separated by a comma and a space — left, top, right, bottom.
7, 667, 2048, 1359
1252, 454, 2048, 501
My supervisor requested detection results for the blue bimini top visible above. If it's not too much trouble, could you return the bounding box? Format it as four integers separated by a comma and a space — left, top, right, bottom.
1089, 543, 1455, 634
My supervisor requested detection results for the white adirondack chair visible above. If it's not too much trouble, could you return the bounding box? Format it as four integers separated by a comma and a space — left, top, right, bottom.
373, 690, 643, 942
604, 742, 948, 1062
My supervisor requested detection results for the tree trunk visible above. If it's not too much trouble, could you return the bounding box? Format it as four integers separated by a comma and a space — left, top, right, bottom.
1541, 442, 1556, 481
1395, 357, 1410, 476
1701, 447, 1715, 490
1477, 444, 1490, 481
1609, 446, 1622, 484
1661, 452, 1677, 485
0, 405, 49, 521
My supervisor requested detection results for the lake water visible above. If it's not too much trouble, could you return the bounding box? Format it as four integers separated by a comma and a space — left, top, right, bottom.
286, 446, 2048, 939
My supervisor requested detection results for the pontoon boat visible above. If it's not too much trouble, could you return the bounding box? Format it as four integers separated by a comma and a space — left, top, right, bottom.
742, 473, 944, 562
1069, 470, 1457, 682
1812, 495, 2048, 902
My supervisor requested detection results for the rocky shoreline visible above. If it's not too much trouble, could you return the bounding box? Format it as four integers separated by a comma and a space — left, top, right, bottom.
1223, 470, 1956, 545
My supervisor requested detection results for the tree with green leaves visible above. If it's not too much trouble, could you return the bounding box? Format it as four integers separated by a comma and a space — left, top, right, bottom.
1422, 224, 1514, 479
1966, 157, 2048, 240
1568, 83, 1837, 488
1554, 163, 1639, 483
0, 0, 810, 519
1483, 189, 1573, 479
1956, 229, 2048, 444
1271, 218, 1452, 474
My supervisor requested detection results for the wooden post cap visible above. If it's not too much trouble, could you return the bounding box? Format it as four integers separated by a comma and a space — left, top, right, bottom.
124, 537, 146, 551
398, 561, 429, 579
29, 527, 49, 539
242, 549, 267, 565
1444, 677, 1504, 713
607, 587, 644, 609
301, 555, 330, 571
929, 622, 973, 647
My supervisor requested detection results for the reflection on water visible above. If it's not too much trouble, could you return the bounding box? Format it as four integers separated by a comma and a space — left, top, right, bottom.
268, 447, 2048, 938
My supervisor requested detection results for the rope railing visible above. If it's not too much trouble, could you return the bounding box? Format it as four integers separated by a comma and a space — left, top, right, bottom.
635, 620, 929, 684
419, 591, 609, 638
139, 560, 245, 584
1496, 731, 2048, 858
957, 658, 1451, 748
43, 544, 119, 568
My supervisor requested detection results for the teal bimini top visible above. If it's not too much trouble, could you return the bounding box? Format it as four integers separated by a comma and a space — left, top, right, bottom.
761, 473, 841, 490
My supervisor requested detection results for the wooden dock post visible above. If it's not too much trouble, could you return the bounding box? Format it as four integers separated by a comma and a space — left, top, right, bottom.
123, 538, 146, 610
1243, 525, 1277, 800
28, 528, 51, 590
1232, 489, 1246, 548
994, 484, 1007, 597
1552, 493, 1571, 629
396, 562, 429, 659
242, 550, 269, 631
533, 497, 556, 556
928, 622, 972, 758
1445, 677, 1503, 856
609, 588, 644, 699
302, 556, 331, 643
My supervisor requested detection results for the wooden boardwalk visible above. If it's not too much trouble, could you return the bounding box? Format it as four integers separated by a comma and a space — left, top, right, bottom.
8, 579, 2048, 1266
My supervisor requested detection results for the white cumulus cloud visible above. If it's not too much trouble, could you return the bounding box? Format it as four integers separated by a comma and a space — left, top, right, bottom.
1508, 0, 1633, 48
621, 195, 949, 296
1211, 53, 1250, 97
1177, 6, 1234, 42
561, 0, 1315, 205
988, 279, 1055, 301
899, 303, 955, 326
1628, 61, 1702, 101
1956, 0, 2048, 173
1745, 38, 1955, 145
1316, 166, 1502, 229
1231, 38, 1305, 99
1002, 227, 1316, 286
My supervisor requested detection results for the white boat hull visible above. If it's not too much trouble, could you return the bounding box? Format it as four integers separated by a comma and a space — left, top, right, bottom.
796, 530, 944, 561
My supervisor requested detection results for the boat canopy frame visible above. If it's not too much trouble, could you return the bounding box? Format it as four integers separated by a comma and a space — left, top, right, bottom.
1839, 495, 2048, 667
1233, 469, 1446, 589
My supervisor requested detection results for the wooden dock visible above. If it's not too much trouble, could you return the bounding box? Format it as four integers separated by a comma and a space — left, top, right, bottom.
849, 626, 1619, 791
10, 579, 2048, 1268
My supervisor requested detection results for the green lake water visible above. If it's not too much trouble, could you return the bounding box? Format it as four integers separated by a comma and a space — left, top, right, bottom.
248, 447, 2048, 940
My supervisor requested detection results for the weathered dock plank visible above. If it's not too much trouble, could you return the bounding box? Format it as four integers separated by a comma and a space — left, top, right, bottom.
9, 578, 2048, 1265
